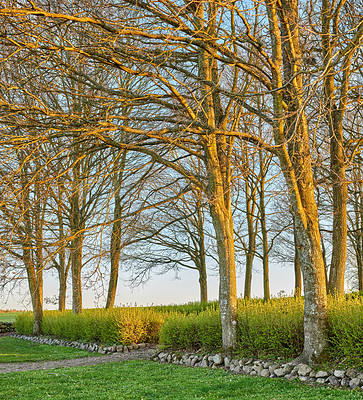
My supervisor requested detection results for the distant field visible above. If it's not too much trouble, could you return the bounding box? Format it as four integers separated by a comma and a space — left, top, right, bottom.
0, 312, 20, 322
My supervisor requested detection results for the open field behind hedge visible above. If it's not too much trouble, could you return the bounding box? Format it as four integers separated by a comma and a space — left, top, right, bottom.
14, 295, 363, 368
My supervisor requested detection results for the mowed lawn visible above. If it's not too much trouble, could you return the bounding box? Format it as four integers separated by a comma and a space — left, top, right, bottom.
1, 359, 362, 400
0, 337, 96, 363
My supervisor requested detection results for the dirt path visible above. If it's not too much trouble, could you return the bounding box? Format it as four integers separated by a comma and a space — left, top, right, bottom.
0, 347, 157, 374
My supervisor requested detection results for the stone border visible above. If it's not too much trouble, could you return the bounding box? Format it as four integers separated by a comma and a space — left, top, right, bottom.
0, 322, 15, 334
6, 334, 363, 391
10, 334, 151, 355
152, 350, 363, 391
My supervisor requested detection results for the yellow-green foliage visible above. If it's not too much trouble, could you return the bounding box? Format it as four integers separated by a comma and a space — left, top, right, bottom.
15, 307, 165, 345
14, 295, 363, 368
237, 297, 304, 358
160, 309, 222, 351
14, 312, 33, 335
328, 295, 363, 368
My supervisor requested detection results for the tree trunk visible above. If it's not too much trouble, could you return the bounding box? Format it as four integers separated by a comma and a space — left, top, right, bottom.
197, 199, 208, 303
70, 153, 83, 314
58, 267, 67, 311
293, 229, 302, 297
106, 150, 127, 309
266, 0, 329, 363
71, 234, 83, 314
209, 200, 237, 354
244, 152, 257, 299
198, 260, 208, 303
259, 149, 270, 302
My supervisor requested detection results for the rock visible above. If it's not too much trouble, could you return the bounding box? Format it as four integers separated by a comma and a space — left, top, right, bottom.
268, 364, 280, 374
191, 357, 199, 367
327, 376, 340, 387
254, 365, 264, 375
349, 378, 361, 389
200, 359, 209, 368
346, 369, 358, 379
334, 370, 345, 379
316, 378, 326, 384
260, 369, 270, 378
250, 371, 257, 376
275, 365, 293, 377
233, 366, 241, 374
296, 364, 312, 377
299, 376, 309, 382
243, 365, 252, 374
316, 371, 329, 379
224, 357, 230, 368
116, 345, 124, 352
284, 374, 296, 381
263, 361, 272, 369
212, 354, 224, 365
341, 378, 350, 387
158, 352, 168, 360
274, 368, 286, 377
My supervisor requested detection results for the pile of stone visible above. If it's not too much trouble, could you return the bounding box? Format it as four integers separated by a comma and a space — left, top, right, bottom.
0, 322, 15, 333
152, 350, 363, 391
11, 334, 150, 354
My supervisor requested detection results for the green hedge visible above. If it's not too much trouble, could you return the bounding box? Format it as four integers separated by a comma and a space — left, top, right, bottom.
160, 296, 363, 367
328, 296, 363, 368
15, 295, 363, 367
15, 307, 165, 345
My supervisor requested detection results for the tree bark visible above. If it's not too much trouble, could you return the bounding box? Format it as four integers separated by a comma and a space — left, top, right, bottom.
106, 150, 127, 308
259, 149, 270, 302
321, 2, 348, 296
266, 0, 329, 363
293, 229, 302, 297
244, 170, 256, 299
70, 151, 83, 314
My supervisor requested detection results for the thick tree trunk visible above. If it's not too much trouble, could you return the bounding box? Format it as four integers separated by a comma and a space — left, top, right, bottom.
209, 201, 237, 354
293, 211, 328, 363
266, 0, 329, 363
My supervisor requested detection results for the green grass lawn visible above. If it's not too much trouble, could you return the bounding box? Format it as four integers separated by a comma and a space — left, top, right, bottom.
0, 312, 19, 322
1, 360, 362, 400
0, 337, 96, 363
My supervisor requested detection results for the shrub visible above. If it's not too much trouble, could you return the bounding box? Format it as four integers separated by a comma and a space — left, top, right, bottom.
15, 307, 165, 345
160, 309, 222, 351
14, 312, 33, 335
328, 296, 363, 368
237, 297, 304, 359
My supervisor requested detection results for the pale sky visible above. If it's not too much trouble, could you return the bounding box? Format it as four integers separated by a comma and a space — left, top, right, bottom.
1, 261, 296, 310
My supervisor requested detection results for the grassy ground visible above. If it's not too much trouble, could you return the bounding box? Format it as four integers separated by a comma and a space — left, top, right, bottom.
0, 312, 19, 322
0, 337, 96, 363
1, 360, 362, 400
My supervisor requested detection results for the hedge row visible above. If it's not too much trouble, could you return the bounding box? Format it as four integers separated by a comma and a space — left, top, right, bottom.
15, 307, 166, 344
14, 295, 363, 367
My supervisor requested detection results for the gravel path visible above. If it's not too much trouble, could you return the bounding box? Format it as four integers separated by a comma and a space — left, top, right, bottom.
0, 346, 157, 374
